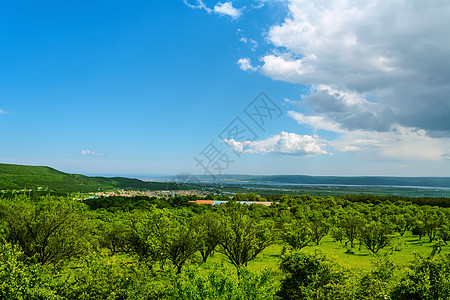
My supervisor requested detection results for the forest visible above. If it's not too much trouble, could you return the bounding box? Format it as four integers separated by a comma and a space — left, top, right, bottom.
1, 193, 450, 299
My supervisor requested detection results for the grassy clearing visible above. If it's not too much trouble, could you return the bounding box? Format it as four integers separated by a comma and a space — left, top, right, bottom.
194, 232, 450, 278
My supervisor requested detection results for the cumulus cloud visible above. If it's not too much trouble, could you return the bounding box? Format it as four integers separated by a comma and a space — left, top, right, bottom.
223, 131, 328, 156
237, 58, 258, 71
288, 110, 345, 133
329, 126, 450, 162
213, 1, 242, 19
81, 150, 104, 157
184, 0, 243, 19
260, 0, 450, 135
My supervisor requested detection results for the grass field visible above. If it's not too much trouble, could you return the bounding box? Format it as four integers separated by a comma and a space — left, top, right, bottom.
197, 232, 450, 279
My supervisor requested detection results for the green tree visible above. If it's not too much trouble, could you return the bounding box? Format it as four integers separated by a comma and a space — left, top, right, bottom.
339, 212, 364, 248
437, 222, 450, 245
217, 204, 274, 269
359, 221, 391, 254
422, 210, 444, 242
166, 224, 199, 274
193, 212, 221, 263
126, 209, 176, 269
391, 254, 450, 299
98, 213, 132, 254
281, 220, 312, 250
276, 251, 351, 299
0, 195, 88, 264
309, 218, 329, 246
356, 259, 395, 299
330, 226, 345, 244
0, 241, 54, 299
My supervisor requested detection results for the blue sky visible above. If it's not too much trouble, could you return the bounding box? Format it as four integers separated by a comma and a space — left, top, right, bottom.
1, 0, 449, 177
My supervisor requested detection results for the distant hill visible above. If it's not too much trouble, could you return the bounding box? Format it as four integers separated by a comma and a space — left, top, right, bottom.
0, 163, 179, 193
194, 174, 450, 188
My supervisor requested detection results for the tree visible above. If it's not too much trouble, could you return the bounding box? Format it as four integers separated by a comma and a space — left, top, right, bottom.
391, 254, 450, 299
276, 251, 351, 300
0, 195, 88, 264
193, 212, 220, 263
281, 220, 312, 250
98, 212, 133, 254
390, 215, 410, 236
217, 204, 274, 269
330, 226, 345, 244
166, 224, 199, 273
339, 212, 364, 248
356, 259, 395, 299
309, 218, 329, 246
412, 220, 426, 240
422, 210, 444, 242
437, 222, 450, 245
0, 241, 54, 298
360, 222, 391, 254
126, 209, 175, 269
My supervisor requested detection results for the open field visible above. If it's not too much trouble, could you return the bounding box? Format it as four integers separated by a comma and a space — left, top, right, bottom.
201, 232, 450, 275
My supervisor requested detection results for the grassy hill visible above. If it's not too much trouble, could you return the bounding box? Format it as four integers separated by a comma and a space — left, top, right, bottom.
0, 163, 179, 193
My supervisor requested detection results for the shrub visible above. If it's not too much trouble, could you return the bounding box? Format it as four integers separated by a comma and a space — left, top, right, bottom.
276, 251, 352, 299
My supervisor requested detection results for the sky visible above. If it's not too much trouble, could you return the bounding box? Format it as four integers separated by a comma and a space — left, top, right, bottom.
1, 0, 449, 177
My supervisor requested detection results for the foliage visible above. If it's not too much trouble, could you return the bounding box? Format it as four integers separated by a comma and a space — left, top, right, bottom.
0, 195, 89, 264
359, 221, 391, 254
166, 224, 200, 273
167, 264, 277, 300
192, 212, 221, 263
0, 241, 54, 299
281, 220, 312, 250
356, 259, 396, 299
125, 209, 176, 269
49, 253, 167, 299
217, 204, 275, 269
309, 217, 330, 246
1, 192, 450, 299
338, 212, 364, 248
391, 254, 450, 299
276, 251, 352, 299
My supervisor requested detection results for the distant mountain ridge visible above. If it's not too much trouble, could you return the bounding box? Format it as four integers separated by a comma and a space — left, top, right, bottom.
0, 163, 179, 193
195, 174, 450, 188
1, 163, 449, 193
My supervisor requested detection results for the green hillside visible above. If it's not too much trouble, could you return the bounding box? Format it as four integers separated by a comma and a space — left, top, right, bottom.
0, 163, 179, 193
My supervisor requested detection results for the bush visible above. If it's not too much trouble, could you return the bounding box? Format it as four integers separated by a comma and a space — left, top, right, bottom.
391, 254, 450, 300
167, 263, 277, 300
0, 241, 54, 299
276, 251, 353, 299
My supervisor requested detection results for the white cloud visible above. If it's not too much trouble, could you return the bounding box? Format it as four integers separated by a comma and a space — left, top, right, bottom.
223, 131, 328, 156
337, 145, 360, 152
330, 126, 450, 162
237, 29, 258, 51
0, 109, 7, 115
237, 58, 258, 72
252, 2, 265, 9
259, 0, 450, 135
261, 54, 314, 83
214, 2, 242, 19
288, 111, 345, 133
184, 0, 243, 19
81, 150, 104, 157
284, 98, 301, 106
183, 0, 211, 12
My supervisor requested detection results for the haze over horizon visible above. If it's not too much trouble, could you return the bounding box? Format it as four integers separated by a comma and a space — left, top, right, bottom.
1, 1, 449, 177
